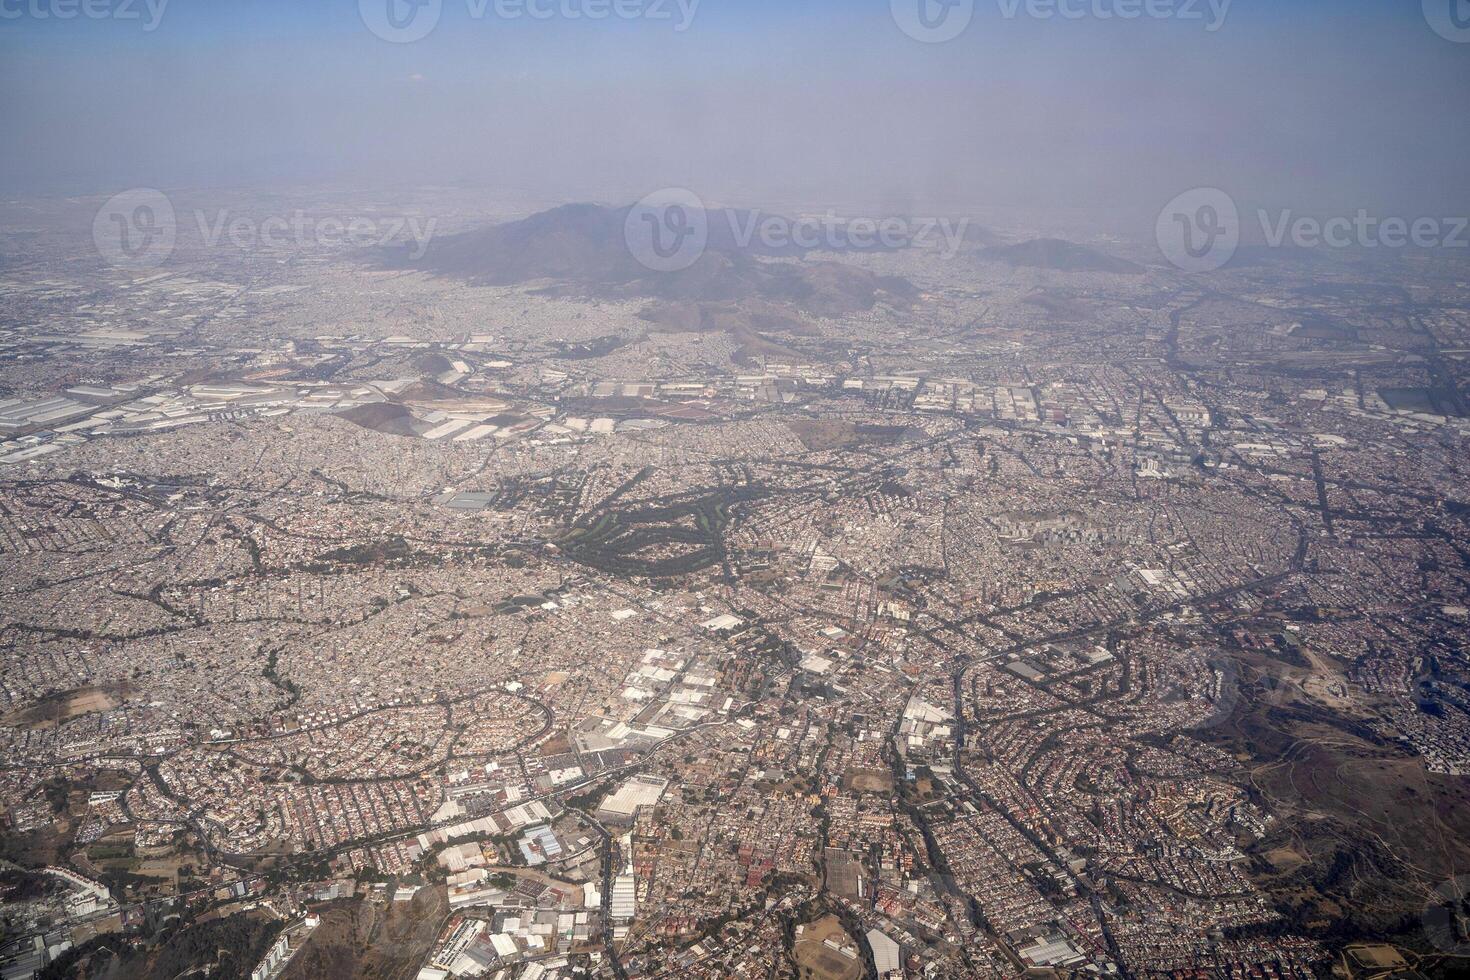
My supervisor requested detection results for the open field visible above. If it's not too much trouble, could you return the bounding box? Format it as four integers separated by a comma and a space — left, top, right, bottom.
282, 886, 448, 980
793, 914, 863, 980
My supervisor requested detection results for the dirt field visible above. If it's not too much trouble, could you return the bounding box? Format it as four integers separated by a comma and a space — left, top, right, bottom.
793, 914, 863, 980
787, 420, 863, 452
785, 420, 915, 453
1212, 683, 1470, 944
843, 767, 894, 794
2, 685, 126, 729
282, 885, 448, 980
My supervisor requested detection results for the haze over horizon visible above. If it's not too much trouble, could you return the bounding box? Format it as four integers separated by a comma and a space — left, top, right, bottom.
2, 0, 1468, 226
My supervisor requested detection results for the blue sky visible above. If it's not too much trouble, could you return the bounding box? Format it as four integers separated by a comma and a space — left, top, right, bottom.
1, 0, 1467, 219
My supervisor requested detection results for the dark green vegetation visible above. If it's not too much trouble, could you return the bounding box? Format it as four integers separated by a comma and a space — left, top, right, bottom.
1208, 657, 1470, 968
43, 913, 282, 980
558, 485, 766, 580
279, 887, 448, 980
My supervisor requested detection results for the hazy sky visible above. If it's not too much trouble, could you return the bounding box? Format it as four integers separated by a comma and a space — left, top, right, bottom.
2, 0, 1468, 222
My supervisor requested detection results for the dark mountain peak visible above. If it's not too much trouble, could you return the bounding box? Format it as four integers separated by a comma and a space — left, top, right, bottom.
392, 201, 915, 318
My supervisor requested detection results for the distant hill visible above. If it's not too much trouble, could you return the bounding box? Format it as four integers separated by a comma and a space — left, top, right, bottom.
403, 203, 640, 286
639, 298, 816, 367
390, 203, 916, 318
337, 402, 421, 437
978, 238, 1143, 274
959, 223, 1002, 247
